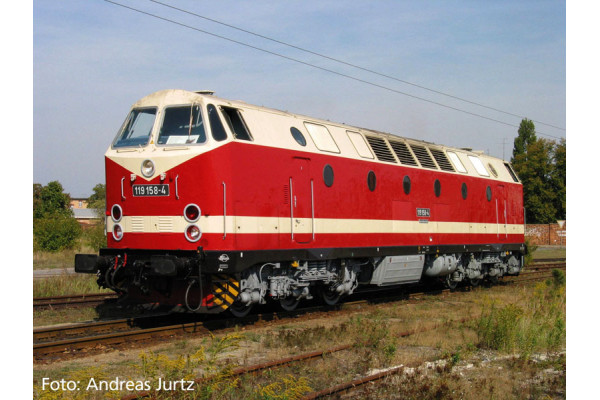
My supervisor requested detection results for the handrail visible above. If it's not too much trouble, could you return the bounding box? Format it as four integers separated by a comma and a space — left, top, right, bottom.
289, 178, 294, 241
222, 182, 227, 239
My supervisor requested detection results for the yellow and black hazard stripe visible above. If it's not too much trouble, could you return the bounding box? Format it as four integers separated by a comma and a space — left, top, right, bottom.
208, 274, 240, 311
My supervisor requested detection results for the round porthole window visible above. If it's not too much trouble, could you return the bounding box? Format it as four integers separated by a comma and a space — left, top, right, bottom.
403, 176, 411, 195
367, 171, 376, 192
486, 186, 492, 202
290, 127, 306, 146
461, 183, 468, 200
434, 179, 441, 197
323, 164, 334, 187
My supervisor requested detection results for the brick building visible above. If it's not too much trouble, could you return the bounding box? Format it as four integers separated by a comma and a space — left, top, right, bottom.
525, 221, 566, 246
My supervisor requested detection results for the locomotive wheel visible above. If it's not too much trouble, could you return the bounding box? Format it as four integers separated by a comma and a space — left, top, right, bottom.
321, 288, 341, 306
229, 301, 253, 318
279, 297, 300, 311
470, 278, 482, 287
445, 275, 459, 290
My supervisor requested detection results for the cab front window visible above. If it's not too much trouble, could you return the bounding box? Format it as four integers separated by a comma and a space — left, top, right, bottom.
113, 108, 157, 148
157, 105, 206, 145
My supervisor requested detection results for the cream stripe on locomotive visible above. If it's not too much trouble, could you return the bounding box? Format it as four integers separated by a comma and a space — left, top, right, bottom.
108, 215, 525, 236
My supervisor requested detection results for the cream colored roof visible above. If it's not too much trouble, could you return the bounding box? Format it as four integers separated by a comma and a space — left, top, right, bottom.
107, 89, 520, 184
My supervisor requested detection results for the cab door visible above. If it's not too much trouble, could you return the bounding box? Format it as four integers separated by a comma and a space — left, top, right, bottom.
496, 185, 507, 241
290, 158, 313, 244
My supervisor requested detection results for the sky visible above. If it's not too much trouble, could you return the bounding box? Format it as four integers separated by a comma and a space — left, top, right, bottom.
33, 0, 566, 198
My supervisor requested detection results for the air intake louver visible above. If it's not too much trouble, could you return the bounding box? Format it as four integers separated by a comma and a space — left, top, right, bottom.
429, 148, 455, 172
410, 144, 438, 169
365, 136, 397, 163
389, 140, 418, 166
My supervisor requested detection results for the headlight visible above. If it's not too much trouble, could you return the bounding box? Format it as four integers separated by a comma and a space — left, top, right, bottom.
185, 224, 201, 242
141, 159, 155, 178
184, 204, 201, 222
111, 204, 122, 222
112, 224, 124, 241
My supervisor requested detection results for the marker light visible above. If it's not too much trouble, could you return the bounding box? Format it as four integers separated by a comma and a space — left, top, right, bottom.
111, 204, 122, 222
184, 204, 201, 222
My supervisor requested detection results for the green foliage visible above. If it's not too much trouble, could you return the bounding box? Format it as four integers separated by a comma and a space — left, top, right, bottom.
550, 268, 566, 287
83, 222, 106, 251
33, 181, 81, 251
523, 238, 538, 267
350, 313, 398, 367
87, 183, 106, 218
512, 119, 537, 159
511, 120, 566, 224
33, 181, 73, 219
476, 278, 566, 358
551, 138, 566, 220
476, 303, 524, 352
34, 212, 82, 252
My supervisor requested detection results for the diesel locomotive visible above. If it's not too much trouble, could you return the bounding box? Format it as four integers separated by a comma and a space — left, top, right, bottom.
75, 89, 526, 316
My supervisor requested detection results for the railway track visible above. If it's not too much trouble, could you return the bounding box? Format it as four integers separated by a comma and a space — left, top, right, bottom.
33, 293, 118, 310
33, 264, 564, 361
119, 315, 476, 400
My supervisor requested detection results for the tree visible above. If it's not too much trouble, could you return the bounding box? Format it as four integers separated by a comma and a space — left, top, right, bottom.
87, 183, 106, 218
34, 214, 82, 252
551, 138, 566, 220
512, 119, 537, 160
33, 181, 73, 219
85, 183, 107, 251
511, 120, 566, 224
33, 183, 43, 216
33, 181, 81, 251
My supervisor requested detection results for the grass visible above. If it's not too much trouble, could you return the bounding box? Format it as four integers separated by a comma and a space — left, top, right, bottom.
33, 275, 566, 399
33, 242, 99, 270
33, 275, 110, 298
475, 271, 566, 358
531, 245, 566, 260
34, 307, 100, 328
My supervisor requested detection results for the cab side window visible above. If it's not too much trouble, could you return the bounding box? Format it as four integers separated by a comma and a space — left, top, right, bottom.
207, 104, 227, 141
221, 107, 253, 141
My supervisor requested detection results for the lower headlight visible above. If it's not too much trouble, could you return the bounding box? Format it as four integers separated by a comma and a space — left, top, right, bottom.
112, 224, 124, 241
185, 224, 201, 242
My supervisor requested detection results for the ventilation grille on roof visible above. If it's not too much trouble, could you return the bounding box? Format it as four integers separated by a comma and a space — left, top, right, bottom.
429, 148, 455, 172
365, 136, 397, 163
410, 144, 437, 169
389, 140, 418, 166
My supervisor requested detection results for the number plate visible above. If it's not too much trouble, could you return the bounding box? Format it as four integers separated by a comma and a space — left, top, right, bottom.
132, 184, 170, 197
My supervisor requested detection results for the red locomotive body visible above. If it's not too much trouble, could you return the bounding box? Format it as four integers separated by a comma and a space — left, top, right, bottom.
76, 89, 526, 316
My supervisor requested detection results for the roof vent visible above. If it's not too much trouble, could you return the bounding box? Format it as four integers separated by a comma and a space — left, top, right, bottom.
365, 136, 397, 164
410, 144, 438, 169
194, 90, 215, 95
